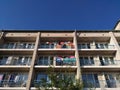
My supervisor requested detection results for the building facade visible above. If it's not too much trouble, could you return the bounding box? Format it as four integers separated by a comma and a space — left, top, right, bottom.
0, 21, 120, 90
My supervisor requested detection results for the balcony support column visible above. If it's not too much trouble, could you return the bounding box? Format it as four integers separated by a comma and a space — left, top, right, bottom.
74, 31, 82, 81
26, 32, 40, 90
0, 31, 4, 44
109, 32, 120, 60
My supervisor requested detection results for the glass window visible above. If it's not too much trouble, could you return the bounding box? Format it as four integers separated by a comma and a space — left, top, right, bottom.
96, 43, 109, 49
104, 74, 116, 88
82, 74, 99, 88
37, 56, 53, 66
50, 44, 54, 48
3, 43, 9, 48
46, 44, 49, 48
8, 43, 15, 49
80, 57, 94, 66
100, 57, 114, 66
36, 73, 49, 82
87, 43, 90, 49
78, 43, 90, 49
79, 57, 84, 66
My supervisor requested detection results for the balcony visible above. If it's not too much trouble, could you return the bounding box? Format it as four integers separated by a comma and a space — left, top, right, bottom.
35, 56, 76, 66
0, 73, 28, 88
56, 56, 76, 66
32, 72, 75, 87
78, 44, 116, 56
0, 56, 31, 70
0, 56, 32, 66
35, 56, 77, 71
80, 59, 120, 72
80, 59, 120, 66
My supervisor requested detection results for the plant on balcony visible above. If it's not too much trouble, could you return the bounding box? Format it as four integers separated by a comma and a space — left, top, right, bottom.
35, 66, 83, 90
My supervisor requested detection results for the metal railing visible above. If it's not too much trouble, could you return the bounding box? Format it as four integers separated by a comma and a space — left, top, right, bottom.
39, 43, 74, 49
56, 58, 76, 66
0, 80, 26, 87
33, 80, 50, 87
80, 60, 120, 66
36, 60, 53, 66
83, 80, 100, 88
0, 59, 31, 66
35, 58, 76, 66
31, 80, 120, 88
0, 44, 35, 49
56, 62, 76, 66
83, 80, 120, 88
78, 45, 115, 49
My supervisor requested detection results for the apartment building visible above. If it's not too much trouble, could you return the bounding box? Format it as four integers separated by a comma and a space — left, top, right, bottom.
0, 21, 120, 90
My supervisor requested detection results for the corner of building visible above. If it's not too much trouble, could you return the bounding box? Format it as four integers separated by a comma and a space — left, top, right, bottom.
114, 20, 120, 30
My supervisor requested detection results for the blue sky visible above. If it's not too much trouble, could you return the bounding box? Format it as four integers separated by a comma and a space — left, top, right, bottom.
0, 0, 120, 30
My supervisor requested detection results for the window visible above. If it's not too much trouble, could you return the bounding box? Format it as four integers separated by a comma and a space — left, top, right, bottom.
37, 56, 53, 65
82, 73, 99, 88
40, 43, 54, 49
17, 56, 32, 65
2, 42, 34, 49
0, 56, 8, 65
95, 43, 109, 49
16, 43, 34, 49
27, 43, 35, 49
104, 74, 116, 88
0, 72, 28, 87
11, 56, 32, 65
36, 73, 49, 83
78, 43, 90, 49
99, 57, 115, 65
3, 43, 15, 49
80, 57, 94, 66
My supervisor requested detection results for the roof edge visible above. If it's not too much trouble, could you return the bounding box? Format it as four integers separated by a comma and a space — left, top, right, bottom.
113, 20, 120, 30
0, 29, 113, 32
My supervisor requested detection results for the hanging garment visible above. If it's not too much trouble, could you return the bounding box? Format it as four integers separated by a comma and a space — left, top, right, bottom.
62, 44, 67, 48
0, 74, 4, 83
70, 56, 75, 58
56, 44, 62, 49
60, 42, 64, 45
6, 56, 12, 65
56, 57, 62, 62
63, 57, 70, 63
70, 56, 76, 62
56, 57, 63, 65
21, 57, 25, 65
14, 75, 19, 83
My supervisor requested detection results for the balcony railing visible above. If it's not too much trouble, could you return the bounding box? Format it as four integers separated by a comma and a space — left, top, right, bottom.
0, 59, 31, 66
83, 80, 100, 88
0, 43, 35, 49
35, 56, 76, 66
0, 80, 26, 87
80, 60, 120, 66
83, 80, 120, 88
78, 45, 115, 49
56, 58, 76, 66
39, 42, 74, 49
95, 45, 115, 49
36, 60, 53, 66
33, 80, 49, 87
